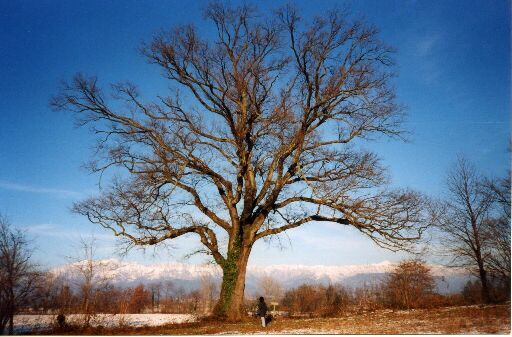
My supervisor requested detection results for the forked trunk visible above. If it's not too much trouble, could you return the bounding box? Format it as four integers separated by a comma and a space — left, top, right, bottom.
214, 238, 252, 321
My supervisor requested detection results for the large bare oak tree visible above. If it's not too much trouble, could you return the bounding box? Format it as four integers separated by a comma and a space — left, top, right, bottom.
52, 3, 427, 320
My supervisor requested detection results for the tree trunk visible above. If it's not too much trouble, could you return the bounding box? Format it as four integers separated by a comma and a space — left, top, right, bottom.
475, 242, 491, 304
214, 236, 252, 321
479, 265, 491, 304
0, 311, 8, 335
8, 310, 13, 335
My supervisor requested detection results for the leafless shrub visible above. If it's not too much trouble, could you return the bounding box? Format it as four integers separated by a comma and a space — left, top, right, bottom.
282, 283, 351, 317
384, 260, 435, 309
127, 284, 152, 313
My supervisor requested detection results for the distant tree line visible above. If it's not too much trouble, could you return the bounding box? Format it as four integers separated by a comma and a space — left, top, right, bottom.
11, 258, 510, 325
280, 260, 509, 318
29, 278, 218, 316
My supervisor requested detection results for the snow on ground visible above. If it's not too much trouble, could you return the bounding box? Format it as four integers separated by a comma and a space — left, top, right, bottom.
13, 313, 197, 333
266, 329, 342, 334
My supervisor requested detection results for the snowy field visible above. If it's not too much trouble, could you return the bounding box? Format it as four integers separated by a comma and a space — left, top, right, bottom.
13, 313, 197, 333
12, 304, 510, 335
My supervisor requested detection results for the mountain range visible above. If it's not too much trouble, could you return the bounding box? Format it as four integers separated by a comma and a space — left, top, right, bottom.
53, 259, 473, 295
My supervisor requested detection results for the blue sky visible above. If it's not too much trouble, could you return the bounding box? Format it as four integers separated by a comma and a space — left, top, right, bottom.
0, 0, 509, 268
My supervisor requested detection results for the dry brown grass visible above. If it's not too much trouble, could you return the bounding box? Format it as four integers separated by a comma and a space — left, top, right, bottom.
42, 303, 510, 335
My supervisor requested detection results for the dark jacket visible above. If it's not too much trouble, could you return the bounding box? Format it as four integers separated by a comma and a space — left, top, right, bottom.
256, 300, 268, 317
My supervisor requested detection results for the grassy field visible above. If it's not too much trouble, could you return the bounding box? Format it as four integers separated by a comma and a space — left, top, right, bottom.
42, 303, 510, 335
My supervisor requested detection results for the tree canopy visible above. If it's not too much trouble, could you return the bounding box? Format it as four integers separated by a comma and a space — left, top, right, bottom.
52, 3, 428, 319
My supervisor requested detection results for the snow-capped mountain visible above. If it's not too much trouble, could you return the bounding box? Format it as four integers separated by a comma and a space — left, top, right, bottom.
53, 259, 472, 294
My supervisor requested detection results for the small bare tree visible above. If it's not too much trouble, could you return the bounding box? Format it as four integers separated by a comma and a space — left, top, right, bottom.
384, 260, 435, 309
52, 3, 428, 320
149, 282, 162, 312
257, 275, 283, 302
68, 237, 111, 326
199, 275, 219, 314
0, 215, 39, 335
128, 284, 151, 313
56, 284, 74, 315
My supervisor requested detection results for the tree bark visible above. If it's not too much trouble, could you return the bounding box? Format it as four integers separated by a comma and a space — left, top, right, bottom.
8, 309, 13, 335
478, 263, 491, 304
214, 234, 252, 321
474, 223, 491, 304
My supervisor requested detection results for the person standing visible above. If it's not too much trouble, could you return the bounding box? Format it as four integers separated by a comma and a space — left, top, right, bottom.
257, 296, 268, 327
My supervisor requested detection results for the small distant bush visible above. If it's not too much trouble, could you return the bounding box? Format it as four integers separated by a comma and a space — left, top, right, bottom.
56, 313, 66, 328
